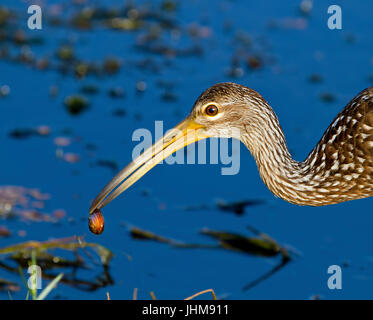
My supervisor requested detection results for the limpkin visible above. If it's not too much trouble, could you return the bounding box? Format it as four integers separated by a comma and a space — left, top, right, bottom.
88, 83, 373, 234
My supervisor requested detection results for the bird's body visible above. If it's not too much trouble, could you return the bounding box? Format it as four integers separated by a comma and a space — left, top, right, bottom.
89, 83, 373, 233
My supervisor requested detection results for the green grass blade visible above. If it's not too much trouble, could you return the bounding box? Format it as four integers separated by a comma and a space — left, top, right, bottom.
36, 273, 64, 301
17, 266, 30, 300
30, 250, 37, 300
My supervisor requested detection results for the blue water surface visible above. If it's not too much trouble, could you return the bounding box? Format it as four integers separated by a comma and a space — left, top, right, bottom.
0, 0, 373, 299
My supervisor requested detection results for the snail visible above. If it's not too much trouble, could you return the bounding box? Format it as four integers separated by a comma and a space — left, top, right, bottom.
88, 209, 104, 235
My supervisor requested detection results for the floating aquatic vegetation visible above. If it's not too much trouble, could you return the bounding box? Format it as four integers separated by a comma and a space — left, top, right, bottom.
226, 31, 273, 78
70, 7, 95, 30
102, 57, 121, 75
298, 0, 313, 16
95, 160, 119, 173
156, 79, 175, 90
0, 84, 10, 97
161, 0, 178, 12
8, 125, 51, 139
127, 224, 290, 260
182, 198, 264, 215
234, 30, 252, 47
63, 153, 81, 164
74, 62, 89, 78
56, 57, 122, 78
160, 91, 178, 102
188, 23, 212, 39
0, 236, 114, 292
64, 95, 90, 115
246, 55, 262, 70
0, 225, 11, 238
308, 73, 323, 83
70, 6, 139, 31
13, 30, 27, 45
0, 186, 65, 223
1, 36, 123, 79
135, 57, 162, 73
216, 199, 264, 215
3, 28, 44, 46
68, 2, 178, 32
200, 227, 288, 259
344, 33, 357, 44
85, 142, 97, 151
137, 25, 162, 44
130, 226, 178, 245
108, 17, 143, 31
128, 225, 207, 249
136, 81, 147, 93
108, 87, 125, 98
53, 137, 71, 147
125, 224, 292, 293
80, 84, 99, 95
0, 277, 20, 292
52, 210, 66, 220
35, 57, 50, 70
56, 45, 75, 62
320, 92, 336, 103
0, 0, 211, 91
0, 186, 50, 214
0, 7, 12, 27
112, 108, 127, 117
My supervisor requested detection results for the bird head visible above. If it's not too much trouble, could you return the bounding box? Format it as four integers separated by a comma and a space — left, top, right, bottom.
189, 82, 268, 139
89, 82, 267, 215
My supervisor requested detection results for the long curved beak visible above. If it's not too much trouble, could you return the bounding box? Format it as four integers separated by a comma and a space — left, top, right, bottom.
89, 117, 208, 215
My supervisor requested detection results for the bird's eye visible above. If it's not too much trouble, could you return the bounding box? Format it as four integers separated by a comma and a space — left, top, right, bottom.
205, 104, 219, 116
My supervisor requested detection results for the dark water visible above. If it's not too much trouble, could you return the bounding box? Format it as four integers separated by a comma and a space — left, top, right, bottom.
0, 0, 373, 299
